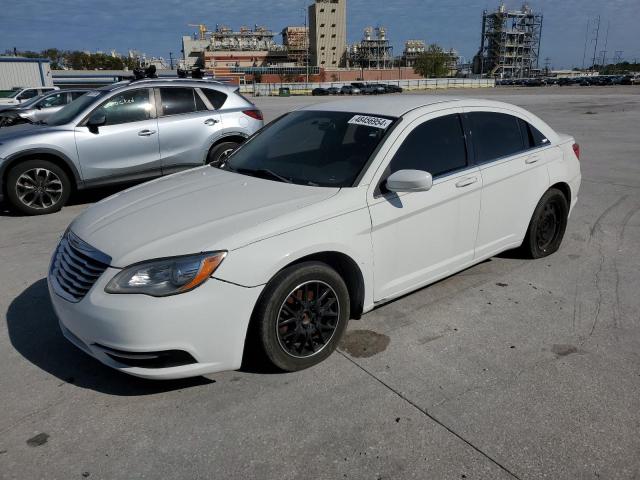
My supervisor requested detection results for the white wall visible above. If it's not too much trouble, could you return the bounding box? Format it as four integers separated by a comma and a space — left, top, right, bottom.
0, 60, 53, 89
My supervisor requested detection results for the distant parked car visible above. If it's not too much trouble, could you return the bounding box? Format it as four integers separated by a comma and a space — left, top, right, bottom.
360, 84, 379, 95
370, 84, 388, 94
312, 88, 330, 96
340, 85, 360, 95
327, 87, 340, 95
0, 78, 263, 215
384, 84, 403, 93
0, 86, 59, 107
0, 89, 89, 128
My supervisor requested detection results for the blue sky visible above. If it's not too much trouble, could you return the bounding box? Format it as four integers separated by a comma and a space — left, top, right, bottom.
2, 0, 639, 68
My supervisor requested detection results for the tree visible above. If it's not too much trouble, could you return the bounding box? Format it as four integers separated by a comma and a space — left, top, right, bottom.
413, 44, 452, 78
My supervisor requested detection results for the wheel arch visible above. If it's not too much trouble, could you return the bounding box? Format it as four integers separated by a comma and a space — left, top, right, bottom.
205, 132, 249, 162
1, 149, 81, 194
549, 181, 571, 206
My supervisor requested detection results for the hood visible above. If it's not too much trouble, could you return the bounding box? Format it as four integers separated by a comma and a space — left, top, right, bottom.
0, 98, 19, 106
70, 167, 340, 267
0, 122, 64, 142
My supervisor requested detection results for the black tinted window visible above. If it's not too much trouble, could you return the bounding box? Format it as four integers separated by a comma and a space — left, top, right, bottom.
201, 89, 227, 109
388, 114, 467, 178
17, 90, 38, 100
160, 88, 196, 116
194, 91, 208, 111
94, 89, 151, 125
518, 118, 549, 148
70, 91, 86, 100
39, 92, 67, 108
469, 112, 524, 163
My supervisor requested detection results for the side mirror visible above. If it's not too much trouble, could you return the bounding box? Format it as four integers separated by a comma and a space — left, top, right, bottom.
386, 169, 433, 193
86, 112, 106, 133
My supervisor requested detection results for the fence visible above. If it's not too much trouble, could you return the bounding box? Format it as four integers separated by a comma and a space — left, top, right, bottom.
239, 77, 495, 96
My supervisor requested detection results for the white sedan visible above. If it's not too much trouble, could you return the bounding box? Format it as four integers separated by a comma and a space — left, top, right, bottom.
48, 96, 581, 379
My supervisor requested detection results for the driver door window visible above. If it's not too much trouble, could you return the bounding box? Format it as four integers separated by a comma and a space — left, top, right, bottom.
92, 89, 153, 125
17, 89, 38, 101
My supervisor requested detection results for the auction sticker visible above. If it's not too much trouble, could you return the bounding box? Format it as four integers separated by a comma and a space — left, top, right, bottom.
348, 115, 393, 129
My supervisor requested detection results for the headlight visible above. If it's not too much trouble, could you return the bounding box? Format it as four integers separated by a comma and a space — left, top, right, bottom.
105, 251, 226, 297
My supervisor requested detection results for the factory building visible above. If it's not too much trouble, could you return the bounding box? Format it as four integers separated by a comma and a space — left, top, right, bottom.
308, 0, 347, 67
282, 26, 309, 66
401, 40, 426, 68
347, 27, 394, 69
473, 3, 543, 78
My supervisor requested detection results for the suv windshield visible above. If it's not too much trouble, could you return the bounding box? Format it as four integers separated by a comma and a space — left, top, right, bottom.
224, 110, 396, 187
46, 91, 106, 126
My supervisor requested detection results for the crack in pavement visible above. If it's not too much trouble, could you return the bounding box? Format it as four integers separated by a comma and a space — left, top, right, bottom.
338, 351, 522, 480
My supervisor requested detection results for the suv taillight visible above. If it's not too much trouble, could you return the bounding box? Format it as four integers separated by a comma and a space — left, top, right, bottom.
572, 143, 580, 160
243, 109, 263, 120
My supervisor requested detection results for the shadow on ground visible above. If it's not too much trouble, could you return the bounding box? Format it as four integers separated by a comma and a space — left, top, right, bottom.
7, 279, 214, 395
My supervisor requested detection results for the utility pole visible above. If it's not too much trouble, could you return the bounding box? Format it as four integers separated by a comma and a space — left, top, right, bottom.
581, 19, 590, 70
590, 15, 600, 70
601, 21, 610, 67
169, 51, 174, 70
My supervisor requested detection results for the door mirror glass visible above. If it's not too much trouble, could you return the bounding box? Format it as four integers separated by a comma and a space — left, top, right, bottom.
386, 169, 433, 192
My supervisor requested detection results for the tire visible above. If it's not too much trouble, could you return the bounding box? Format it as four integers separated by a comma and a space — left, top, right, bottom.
521, 188, 569, 259
253, 261, 350, 372
5, 159, 71, 215
206, 141, 240, 167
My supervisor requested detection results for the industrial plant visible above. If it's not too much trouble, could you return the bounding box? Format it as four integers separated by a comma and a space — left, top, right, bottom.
473, 3, 543, 78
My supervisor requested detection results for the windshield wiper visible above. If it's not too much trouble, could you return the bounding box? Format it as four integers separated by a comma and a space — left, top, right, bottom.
235, 167, 293, 184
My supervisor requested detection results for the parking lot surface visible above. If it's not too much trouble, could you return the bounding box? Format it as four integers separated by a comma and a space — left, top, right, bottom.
1, 86, 639, 479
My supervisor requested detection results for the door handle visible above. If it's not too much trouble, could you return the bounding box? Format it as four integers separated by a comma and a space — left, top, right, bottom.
204, 118, 219, 126
525, 155, 541, 164
138, 129, 156, 136
455, 176, 478, 188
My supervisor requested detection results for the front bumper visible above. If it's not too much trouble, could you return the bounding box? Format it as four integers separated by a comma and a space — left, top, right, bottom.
48, 268, 264, 379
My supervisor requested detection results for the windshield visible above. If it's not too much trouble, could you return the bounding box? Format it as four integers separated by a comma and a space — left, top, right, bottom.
46, 91, 106, 126
18, 94, 46, 108
224, 110, 396, 187
0, 89, 20, 98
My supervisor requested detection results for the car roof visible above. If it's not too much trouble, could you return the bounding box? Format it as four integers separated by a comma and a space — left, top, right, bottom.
100, 78, 232, 94
301, 95, 535, 118
301, 95, 460, 117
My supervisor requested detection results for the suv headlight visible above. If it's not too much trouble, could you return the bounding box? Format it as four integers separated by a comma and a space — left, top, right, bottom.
105, 251, 226, 297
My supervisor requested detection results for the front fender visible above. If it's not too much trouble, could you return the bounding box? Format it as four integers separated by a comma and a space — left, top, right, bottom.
213, 207, 375, 311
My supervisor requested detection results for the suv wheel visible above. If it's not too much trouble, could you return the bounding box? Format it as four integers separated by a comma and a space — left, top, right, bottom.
207, 141, 240, 167
254, 262, 350, 372
6, 159, 71, 215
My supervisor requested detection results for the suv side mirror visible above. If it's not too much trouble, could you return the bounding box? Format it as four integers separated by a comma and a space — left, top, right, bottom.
386, 169, 433, 193
86, 112, 106, 133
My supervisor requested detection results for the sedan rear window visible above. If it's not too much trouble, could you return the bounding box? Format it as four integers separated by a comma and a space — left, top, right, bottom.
224, 110, 396, 187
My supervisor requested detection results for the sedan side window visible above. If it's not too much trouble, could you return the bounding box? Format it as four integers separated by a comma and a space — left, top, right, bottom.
518, 118, 549, 148
388, 114, 468, 178
469, 112, 524, 163
92, 89, 152, 126
159, 87, 197, 116
201, 89, 227, 109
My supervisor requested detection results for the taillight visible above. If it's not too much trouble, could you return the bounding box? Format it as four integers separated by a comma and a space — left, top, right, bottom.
242, 109, 263, 120
572, 143, 580, 160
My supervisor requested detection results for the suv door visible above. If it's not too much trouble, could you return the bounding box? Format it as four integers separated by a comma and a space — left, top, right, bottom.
465, 109, 558, 259
155, 87, 222, 174
74, 88, 161, 183
368, 111, 482, 302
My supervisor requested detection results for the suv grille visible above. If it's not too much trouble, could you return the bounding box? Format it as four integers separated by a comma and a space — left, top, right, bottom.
50, 231, 111, 303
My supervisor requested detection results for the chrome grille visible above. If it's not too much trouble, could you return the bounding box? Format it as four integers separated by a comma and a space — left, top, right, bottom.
50, 231, 111, 303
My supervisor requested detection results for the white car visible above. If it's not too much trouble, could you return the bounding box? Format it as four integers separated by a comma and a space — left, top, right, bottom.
0, 86, 59, 107
48, 96, 581, 379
